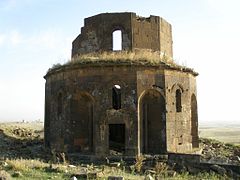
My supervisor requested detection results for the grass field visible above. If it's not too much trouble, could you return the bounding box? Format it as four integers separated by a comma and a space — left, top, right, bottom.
0, 121, 239, 179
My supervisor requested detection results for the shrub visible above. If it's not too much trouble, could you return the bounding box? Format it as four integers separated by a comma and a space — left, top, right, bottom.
155, 162, 168, 175
134, 154, 145, 173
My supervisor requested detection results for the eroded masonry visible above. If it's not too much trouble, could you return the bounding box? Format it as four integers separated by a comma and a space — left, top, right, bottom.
44, 12, 199, 156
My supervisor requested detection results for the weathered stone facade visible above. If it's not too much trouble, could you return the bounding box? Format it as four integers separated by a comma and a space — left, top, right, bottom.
44, 12, 199, 156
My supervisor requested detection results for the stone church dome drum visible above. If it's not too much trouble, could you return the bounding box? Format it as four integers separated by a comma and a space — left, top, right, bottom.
44, 12, 199, 156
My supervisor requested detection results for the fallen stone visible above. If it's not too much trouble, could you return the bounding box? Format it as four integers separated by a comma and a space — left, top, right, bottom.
210, 165, 227, 175
0, 170, 11, 180
108, 176, 124, 180
12, 171, 23, 177
187, 166, 200, 175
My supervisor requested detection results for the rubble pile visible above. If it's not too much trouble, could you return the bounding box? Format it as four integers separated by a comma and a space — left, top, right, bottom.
200, 138, 240, 164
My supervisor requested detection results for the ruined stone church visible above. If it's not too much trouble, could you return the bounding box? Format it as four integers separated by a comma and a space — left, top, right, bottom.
44, 12, 199, 156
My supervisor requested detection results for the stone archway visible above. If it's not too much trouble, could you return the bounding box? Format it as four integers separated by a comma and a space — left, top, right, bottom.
191, 94, 199, 148
70, 92, 94, 153
139, 89, 166, 154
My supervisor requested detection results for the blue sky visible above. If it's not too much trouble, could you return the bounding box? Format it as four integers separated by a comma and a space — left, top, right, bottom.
0, 0, 240, 124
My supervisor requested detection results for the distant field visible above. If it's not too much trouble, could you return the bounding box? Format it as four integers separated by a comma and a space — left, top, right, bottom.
1, 121, 239, 145
199, 123, 240, 145
0, 121, 43, 130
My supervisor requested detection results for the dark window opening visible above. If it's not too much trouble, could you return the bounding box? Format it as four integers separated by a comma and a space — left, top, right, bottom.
109, 124, 125, 153
112, 30, 122, 51
176, 89, 182, 112
112, 85, 121, 110
57, 93, 63, 116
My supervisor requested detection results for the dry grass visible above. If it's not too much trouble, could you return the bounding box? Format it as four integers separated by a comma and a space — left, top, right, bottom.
47, 51, 197, 75
134, 154, 146, 173
6, 159, 48, 172
71, 50, 173, 65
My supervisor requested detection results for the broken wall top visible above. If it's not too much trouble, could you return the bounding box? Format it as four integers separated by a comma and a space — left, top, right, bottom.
71, 12, 173, 60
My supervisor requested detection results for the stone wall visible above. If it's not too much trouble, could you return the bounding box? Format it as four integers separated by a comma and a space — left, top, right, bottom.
44, 64, 198, 156
72, 12, 173, 59
45, 66, 138, 155
165, 70, 198, 153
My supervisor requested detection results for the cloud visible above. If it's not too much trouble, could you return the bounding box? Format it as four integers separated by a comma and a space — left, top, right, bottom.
0, 28, 72, 64
0, 34, 6, 46
2, 29, 70, 49
28, 30, 63, 49
0, 0, 17, 11
1, 0, 34, 11
10, 30, 22, 45
205, 0, 240, 14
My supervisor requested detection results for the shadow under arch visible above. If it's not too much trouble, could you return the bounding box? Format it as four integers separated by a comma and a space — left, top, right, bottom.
70, 91, 95, 153
138, 89, 167, 154
170, 83, 184, 93
191, 93, 199, 148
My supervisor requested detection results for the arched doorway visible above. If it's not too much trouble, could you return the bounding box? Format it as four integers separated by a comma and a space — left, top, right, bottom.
70, 93, 94, 153
191, 94, 199, 148
139, 89, 166, 154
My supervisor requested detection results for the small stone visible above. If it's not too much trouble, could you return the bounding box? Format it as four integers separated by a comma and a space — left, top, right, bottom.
144, 174, 154, 180
210, 165, 227, 175
71, 173, 87, 179
166, 170, 177, 177
110, 162, 121, 167
70, 176, 77, 180
88, 172, 97, 179
68, 164, 77, 168
145, 169, 156, 175
234, 156, 240, 162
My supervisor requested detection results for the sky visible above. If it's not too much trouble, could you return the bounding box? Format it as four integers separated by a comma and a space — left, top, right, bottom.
0, 0, 240, 124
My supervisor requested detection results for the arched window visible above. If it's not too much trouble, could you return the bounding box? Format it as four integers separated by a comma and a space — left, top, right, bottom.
112, 85, 121, 110
57, 93, 63, 116
112, 30, 122, 51
176, 89, 182, 112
